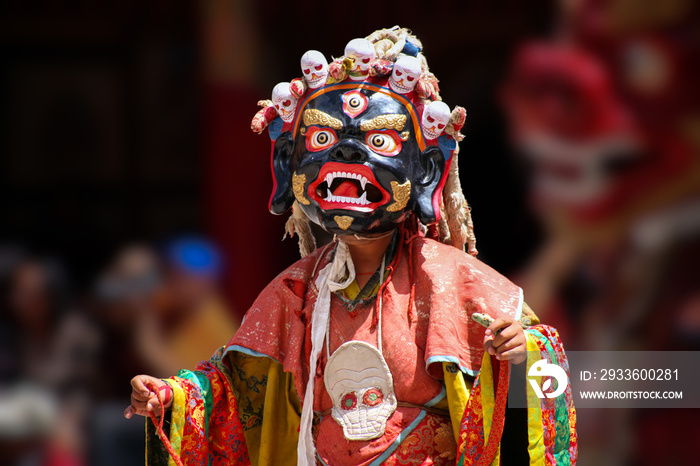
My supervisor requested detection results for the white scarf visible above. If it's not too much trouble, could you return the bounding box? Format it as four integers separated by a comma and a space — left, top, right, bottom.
298, 241, 356, 465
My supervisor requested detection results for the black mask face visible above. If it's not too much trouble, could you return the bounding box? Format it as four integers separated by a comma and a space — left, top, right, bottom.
269, 84, 445, 236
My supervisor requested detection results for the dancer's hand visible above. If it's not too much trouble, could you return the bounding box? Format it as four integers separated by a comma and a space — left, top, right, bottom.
124, 374, 173, 419
483, 318, 527, 365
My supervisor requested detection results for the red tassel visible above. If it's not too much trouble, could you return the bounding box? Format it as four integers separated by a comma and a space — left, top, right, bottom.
403, 217, 421, 326
407, 237, 416, 326
146, 380, 185, 466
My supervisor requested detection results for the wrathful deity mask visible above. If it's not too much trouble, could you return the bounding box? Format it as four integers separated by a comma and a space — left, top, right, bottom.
251, 27, 468, 238
272, 85, 448, 235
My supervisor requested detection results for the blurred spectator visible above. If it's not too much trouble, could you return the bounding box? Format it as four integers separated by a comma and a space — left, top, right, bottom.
156, 237, 239, 371
88, 244, 165, 466
94, 239, 238, 379
93, 245, 165, 385
0, 248, 95, 466
88, 245, 167, 466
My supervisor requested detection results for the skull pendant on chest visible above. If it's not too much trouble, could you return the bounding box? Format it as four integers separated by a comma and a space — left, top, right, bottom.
324, 340, 397, 441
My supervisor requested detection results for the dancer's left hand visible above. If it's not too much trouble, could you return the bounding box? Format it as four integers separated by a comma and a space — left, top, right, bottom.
483, 318, 527, 365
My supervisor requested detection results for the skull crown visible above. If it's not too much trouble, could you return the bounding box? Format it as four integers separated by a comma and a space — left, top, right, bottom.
251, 26, 476, 253
250, 26, 466, 146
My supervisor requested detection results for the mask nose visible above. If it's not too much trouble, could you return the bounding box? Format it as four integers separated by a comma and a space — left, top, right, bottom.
330, 140, 368, 162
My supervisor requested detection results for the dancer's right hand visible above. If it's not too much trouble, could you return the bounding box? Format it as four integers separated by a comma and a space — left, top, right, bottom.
124, 374, 173, 419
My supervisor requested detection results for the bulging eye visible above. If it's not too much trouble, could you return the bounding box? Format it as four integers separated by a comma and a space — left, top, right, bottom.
306, 127, 338, 152
407, 76, 415, 82
437, 123, 446, 129
366, 131, 401, 156
395, 70, 402, 77
427, 116, 435, 123
362, 58, 370, 64
303, 68, 311, 74
315, 64, 323, 71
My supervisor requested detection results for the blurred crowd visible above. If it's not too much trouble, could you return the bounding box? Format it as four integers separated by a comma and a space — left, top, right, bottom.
0, 238, 239, 466
500, 1, 700, 464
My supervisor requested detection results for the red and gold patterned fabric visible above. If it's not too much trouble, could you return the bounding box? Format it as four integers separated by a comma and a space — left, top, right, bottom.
456, 325, 577, 466
381, 413, 458, 465
146, 349, 250, 465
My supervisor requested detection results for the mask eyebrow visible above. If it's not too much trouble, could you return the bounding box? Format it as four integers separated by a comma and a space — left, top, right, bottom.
303, 109, 343, 130
360, 114, 407, 132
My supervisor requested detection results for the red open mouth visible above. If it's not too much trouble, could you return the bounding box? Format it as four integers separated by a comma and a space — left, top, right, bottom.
308, 162, 390, 212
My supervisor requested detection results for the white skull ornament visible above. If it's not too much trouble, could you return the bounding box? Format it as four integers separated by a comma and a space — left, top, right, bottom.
389, 55, 421, 94
324, 341, 397, 441
301, 50, 329, 89
421, 100, 451, 139
345, 39, 376, 81
271, 82, 298, 123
